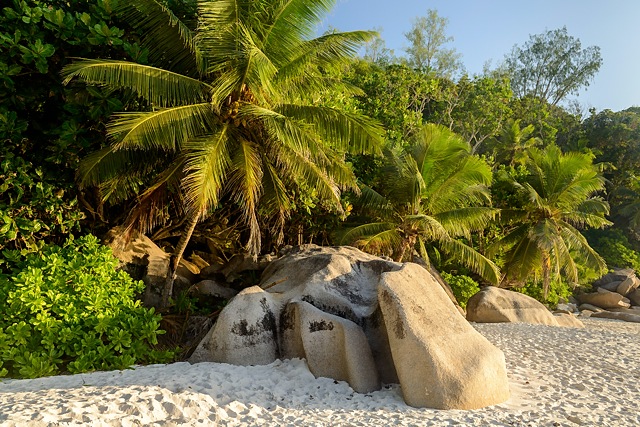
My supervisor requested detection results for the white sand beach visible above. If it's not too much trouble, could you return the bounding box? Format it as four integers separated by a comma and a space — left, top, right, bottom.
1, 318, 639, 426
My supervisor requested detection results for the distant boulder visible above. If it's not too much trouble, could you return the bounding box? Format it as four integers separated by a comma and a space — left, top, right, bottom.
466, 287, 559, 326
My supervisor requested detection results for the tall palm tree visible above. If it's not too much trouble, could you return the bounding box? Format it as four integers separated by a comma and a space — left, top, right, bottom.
489, 145, 610, 297
62, 0, 384, 306
492, 119, 541, 167
342, 124, 500, 284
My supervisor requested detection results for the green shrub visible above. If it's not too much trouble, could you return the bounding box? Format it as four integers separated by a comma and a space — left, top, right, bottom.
441, 272, 480, 309
585, 228, 640, 273
514, 279, 573, 308
0, 152, 84, 257
0, 234, 172, 379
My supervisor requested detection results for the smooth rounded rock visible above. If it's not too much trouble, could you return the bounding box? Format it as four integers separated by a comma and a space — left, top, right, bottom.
466, 287, 558, 326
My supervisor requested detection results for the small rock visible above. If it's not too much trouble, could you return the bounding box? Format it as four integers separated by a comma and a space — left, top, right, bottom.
616, 276, 639, 296
598, 281, 622, 292
193, 280, 237, 300
591, 311, 640, 323
578, 303, 604, 312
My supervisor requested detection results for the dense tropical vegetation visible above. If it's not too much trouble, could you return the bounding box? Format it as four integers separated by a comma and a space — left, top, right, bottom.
2, 0, 640, 378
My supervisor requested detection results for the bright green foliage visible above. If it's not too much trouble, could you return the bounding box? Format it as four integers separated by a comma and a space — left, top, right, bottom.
0, 0, 134, 173
62, 0, 384, 256
441, 272, 479, 309
486, 119, 542, 167
581, 108, 640, 232
0, 153, 84, 255
489, 145, 610, 297
434, 74, 513, 153
343, 124, 500, 284
347, 61, 436, 145
0, 235, 172, 379
585, 228, 640, 273
514, 278, 572, 308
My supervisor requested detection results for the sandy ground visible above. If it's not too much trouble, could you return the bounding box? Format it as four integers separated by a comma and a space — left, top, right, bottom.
1, 318, 639, 426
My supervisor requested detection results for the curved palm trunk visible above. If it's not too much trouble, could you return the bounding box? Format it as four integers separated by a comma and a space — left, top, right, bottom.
161, 209, 202, 309
393, 235, 416, 263
541, 251, 551, 300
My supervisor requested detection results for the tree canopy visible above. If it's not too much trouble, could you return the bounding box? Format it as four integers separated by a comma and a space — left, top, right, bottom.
505, 27, 602, 106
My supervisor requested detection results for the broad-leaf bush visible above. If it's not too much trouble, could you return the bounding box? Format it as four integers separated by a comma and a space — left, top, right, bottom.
441, 272, 480, 309
0, 235, 172, 379
0, 152, 84, 256
585, 228, 640, 273
514, 279, 573, 308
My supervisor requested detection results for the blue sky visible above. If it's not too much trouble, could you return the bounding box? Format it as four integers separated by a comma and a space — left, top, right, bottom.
319, 0, 640, 112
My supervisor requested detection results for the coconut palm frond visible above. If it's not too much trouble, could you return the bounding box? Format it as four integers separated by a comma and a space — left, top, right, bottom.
498, 230, 542, 284
277, 104, 384, 156
227, 138, 264, 255
62, 60, 210, 107
276, 144, 343, 212
276, 30, 376, 83
116, 0, 202, 74
438, 238, 500, 285
261, 156, 293, 246
558, 221, 608, 275
107, 103, 215, 151
435, 207, 498, 237
76, 146, 157, 190
181, 125, 234, 213
120, 157, 185, 236
356, 184, 393, 215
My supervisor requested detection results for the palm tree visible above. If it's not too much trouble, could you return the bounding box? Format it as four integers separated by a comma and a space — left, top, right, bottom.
489, 145, 610, 298
62, 0, 384, 306
492, 119, 541, 167
342, 124, 500, 284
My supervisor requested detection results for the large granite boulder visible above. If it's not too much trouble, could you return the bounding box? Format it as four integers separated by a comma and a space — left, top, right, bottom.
190, 245, 510, 409
627, 289, 640, 306
593, 268, 636, 288
190, 286, 279, 365
575, 288, 631, 309
280, 300, 379, 393
378, 264, 510, 409
466, 287, 558, 326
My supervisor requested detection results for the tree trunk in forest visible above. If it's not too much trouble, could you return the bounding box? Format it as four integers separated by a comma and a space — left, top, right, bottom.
393, 238, 411, 262
541, 251, 551, 299
161, 209, 202, 309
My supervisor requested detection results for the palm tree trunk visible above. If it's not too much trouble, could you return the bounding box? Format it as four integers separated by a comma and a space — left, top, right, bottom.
541, 251, 551, 300
393, 239, 410, 262
161, 209, 202, 309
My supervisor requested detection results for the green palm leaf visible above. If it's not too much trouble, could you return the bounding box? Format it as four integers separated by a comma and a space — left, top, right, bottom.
62, 60, 211, 107
116, 0, 202, 74
107, 103, 216, 151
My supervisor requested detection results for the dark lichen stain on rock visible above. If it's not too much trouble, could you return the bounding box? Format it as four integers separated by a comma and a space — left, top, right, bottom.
260, 298, 277, 332
308, 320, 334, 332
231, 319, 251, 336
381, 289, 405, 339
330, 276, 368, 305
279, 304, 296, 332
301, 295, 364, 327
230, 298, 277, 338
